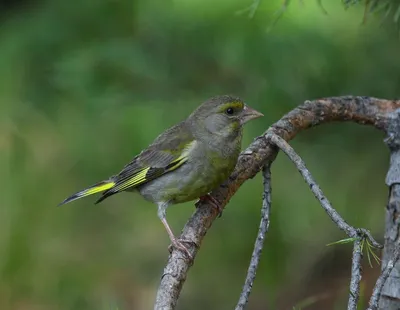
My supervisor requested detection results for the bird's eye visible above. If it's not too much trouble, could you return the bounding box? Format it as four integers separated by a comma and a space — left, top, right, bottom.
226, 107, 234, 115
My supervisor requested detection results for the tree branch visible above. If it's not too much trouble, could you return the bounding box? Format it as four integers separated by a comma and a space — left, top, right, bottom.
268, 134, 380, 244
154, 96, 400, 310
348, 238, 363, 310
234, 164, 272, 310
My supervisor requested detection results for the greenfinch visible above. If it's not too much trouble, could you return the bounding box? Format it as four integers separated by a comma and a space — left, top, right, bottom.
59, 95, 263, 258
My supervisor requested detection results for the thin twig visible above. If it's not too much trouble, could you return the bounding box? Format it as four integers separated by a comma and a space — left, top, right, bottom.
267, 133, 381, 247
348, 238, 363, 310
235, 164, 272, 310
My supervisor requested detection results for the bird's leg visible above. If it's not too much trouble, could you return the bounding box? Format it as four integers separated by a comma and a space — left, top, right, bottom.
197, 194, 223, 217
160, 218, 195, 258
157, 203, 193, 260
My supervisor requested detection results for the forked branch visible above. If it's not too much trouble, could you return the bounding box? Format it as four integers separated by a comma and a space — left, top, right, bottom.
266, 134, 381, 310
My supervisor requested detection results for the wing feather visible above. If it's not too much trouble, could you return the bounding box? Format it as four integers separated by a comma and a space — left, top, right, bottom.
95, 122, 195, 203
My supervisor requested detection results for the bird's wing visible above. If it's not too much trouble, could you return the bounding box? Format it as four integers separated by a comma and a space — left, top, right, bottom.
96, 121, 195, 203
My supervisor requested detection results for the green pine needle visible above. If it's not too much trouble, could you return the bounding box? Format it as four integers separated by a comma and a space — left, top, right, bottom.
362, 237, 381, 267
326, 237, 356, 246
327, 235, 381, 268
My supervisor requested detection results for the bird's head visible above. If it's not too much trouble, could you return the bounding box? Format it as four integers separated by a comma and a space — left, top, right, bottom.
189, 95, 263, 139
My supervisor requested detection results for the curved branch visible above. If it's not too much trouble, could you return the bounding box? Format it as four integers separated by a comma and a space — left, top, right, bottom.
154, 96, 400, 310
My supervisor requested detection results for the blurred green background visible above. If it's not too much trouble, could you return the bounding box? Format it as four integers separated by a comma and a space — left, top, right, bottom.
0, 0, 399, 309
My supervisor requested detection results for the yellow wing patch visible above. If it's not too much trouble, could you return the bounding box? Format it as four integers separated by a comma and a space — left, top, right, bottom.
85, 182, 115, 195
113, 167, 151, 192
112, 141, 197, 193
58, 180, 116, 206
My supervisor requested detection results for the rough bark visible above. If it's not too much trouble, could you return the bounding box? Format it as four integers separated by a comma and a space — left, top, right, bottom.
378, 110, 400, 310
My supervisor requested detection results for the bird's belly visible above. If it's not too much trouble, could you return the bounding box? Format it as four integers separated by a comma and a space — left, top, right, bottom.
138, 157, 235, 204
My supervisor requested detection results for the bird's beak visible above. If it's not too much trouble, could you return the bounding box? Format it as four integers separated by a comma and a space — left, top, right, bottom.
241, 104, 264, 124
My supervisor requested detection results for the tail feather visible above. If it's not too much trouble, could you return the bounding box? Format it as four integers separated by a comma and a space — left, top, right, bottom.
94, 191, 115, 204
58, 180, 115, 206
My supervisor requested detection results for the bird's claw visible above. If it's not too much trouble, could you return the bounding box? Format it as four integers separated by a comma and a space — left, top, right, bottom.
197, 194, 223, 217
168, 238, 196, 261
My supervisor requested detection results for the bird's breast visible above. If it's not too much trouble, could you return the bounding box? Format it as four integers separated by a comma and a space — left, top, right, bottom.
171, 139, 240, 202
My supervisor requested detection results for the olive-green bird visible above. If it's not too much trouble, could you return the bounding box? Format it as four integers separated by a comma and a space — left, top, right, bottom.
59, 95, 263, 258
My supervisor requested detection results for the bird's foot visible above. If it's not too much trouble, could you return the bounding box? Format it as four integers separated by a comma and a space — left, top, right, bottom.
197, 194, 223, 218
168, 238, 196, 261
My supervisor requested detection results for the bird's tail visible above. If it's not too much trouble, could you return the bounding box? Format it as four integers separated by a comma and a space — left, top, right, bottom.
58, 180, 115, 206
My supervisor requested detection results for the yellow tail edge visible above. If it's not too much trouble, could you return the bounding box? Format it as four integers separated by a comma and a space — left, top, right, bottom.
58, 180, 115, 206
